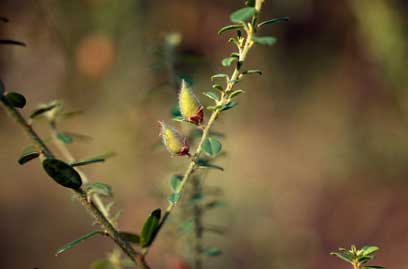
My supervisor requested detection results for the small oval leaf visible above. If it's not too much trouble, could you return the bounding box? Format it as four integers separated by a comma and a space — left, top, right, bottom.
218, 24, 243, 35
42, 158, 82, 189
230, 7, 257, 23
202, 137, 222, 157
140, 208, 161, 248
6, 92, 26, 108
252, 36, 277, 46
258, 17, 290, 28
56, 231, 102, 256
18, 147, 40, 165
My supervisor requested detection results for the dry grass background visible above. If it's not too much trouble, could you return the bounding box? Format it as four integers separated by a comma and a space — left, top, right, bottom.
1, 0, 408, 268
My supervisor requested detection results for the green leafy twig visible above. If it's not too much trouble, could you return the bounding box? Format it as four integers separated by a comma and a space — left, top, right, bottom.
143, 0, 284, 258
0, 93, 147, 269
331, 245, 384, 269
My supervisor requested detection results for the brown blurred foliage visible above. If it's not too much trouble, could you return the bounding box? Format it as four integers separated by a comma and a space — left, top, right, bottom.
1, 0, 408, 268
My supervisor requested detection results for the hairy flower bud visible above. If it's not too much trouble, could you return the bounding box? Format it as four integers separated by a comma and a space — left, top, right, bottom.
178, 80, 204, 125
159, 121, 190, 156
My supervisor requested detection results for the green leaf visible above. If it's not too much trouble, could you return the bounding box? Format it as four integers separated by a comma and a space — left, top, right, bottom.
140, 208, 161, 247
361, 246, 380, 256
55, 230, 102, 256
258, 17, 290, 27
70, 152, 115, 167
203, 92, 220, 102
203, 247, 222, 257
57, 132, 73, 144
85, 182, 113, 197
202, 137, 222, 157
42, 158, 82, 189
168, 193, 182, 204
170, 106, 182, 118
330, 251, 353, 263
218, 24, 243, 35
120, 232, 140, 245
197, 160, 224, 171
243, 69, 262, 76
0, 39, 26, 47
229, 90, 245, 99
70, 157, 105, 167
221, 101, 238, 112
211, 74, 228, 81
252, 36, 277, 46
29, 102, 61, 120
5, 92, 26, 108
212, 84, 224, 92
170, 175, 183, 192
18, 146, 40, 165
362, 267, 384, 269
91, 259, 113, 269
230, 7, 257, 23
222, 57, 237, 67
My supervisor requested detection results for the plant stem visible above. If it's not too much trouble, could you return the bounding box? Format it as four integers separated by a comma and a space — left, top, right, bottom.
191, 176, 203, 269
0, 95, 147, 269
144, 3, 262, 256
49, 124, 111, 219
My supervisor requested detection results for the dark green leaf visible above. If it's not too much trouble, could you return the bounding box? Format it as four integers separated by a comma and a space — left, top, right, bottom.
229, 90, 245, 99
85, 182, 113, 197
362, 267, 384, 269
222, 57, 237, 67
55, 231, 102, 256
330, 251, 353, 263
29, 102, 61, 120
211, 74, 228, 81
18, 146, 39, 165
212, 84, 224, 92
203, 247, 222, 257
57, 132, 73, 144
140, 208, 161, 247
5, 92, 26, 108
196, 159, 224, 171
203, 92, 220, 102
202, 137, 222, 157
120, 232, 140, 245
70, 157, 105, 167
168, 193, 182, 204
218, 24, 243, 35
230, 7, 257, 23
361, 246, 380, 256
258, 17, 290, 27
243, 69, 262, 76
0, 39, 26, 47
221, 101, 238, 112
170, 175, 183, 192
252, 36, 277, 46
42, 158, 82, 189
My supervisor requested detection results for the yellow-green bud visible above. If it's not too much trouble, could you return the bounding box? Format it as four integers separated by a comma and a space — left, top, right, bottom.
159, 121, 190, 156
178, 80, 204, 125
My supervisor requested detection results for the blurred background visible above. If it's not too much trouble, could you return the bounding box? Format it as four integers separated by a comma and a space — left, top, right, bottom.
1, 0, 408, 268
